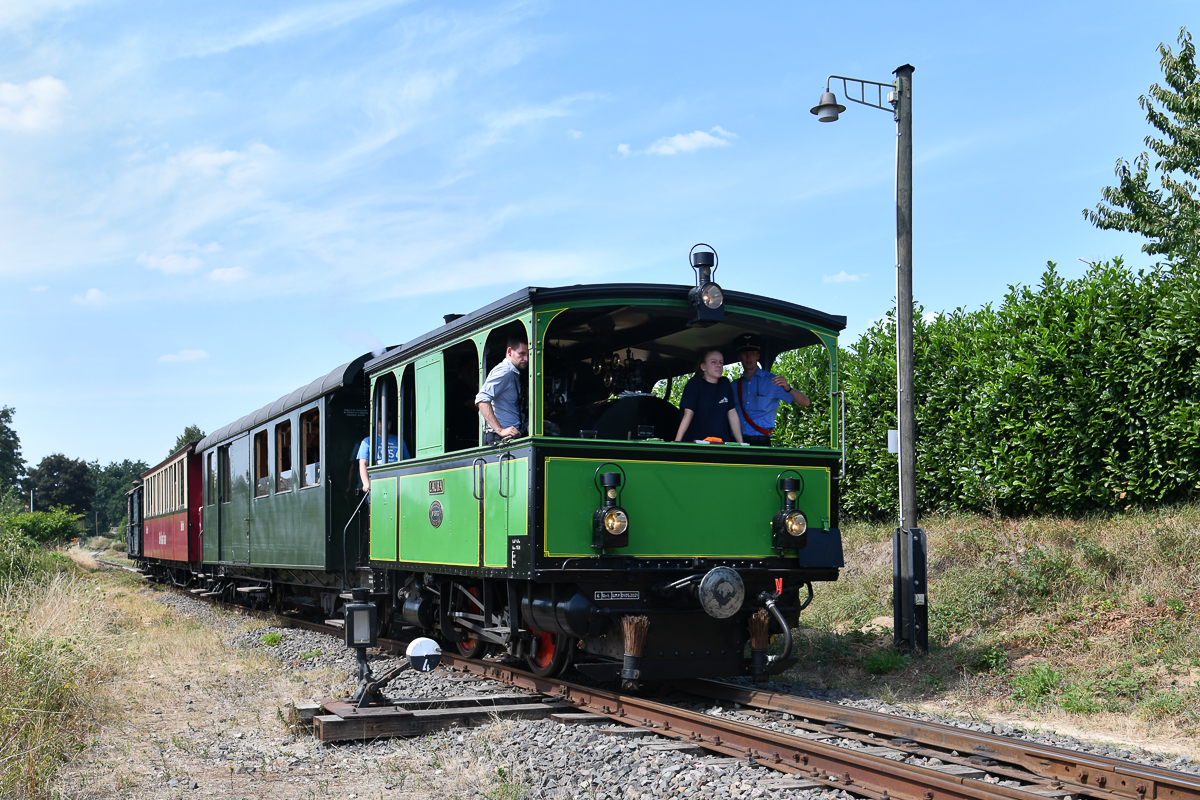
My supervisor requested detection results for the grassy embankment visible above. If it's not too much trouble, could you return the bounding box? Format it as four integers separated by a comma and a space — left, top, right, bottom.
785, 505, 1200, 743
0, 531, 330, 799
0, 526, 110, 799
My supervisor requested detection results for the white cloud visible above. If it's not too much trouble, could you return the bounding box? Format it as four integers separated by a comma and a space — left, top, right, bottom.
922, 311, 941, 323
616, 143, 630, 156
179, 146, 273, 182
567, 129, 582, 139
73, 288, 107, 305
159, 349, 209, 362
823, 271, 862, 283
138, 242, 221, 274
190, 0, 411, 56
0, 76, 69, 132
0, 0, 94, 30
209, 266, 248, 282
139, 252, 203, 274
29, 285, 47, 292
464, 94, 595, 158
645, 126, 735, 156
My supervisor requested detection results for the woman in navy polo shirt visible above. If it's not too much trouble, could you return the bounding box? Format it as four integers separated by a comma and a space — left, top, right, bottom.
673, 349, 745, 444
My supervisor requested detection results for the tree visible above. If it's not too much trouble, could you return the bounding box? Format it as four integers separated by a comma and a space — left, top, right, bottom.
170, 424, 205, 458
91, 459, 148, 532
25, 454, 94, 515
1085, 28, 1200, 261
0, 406, 25, 494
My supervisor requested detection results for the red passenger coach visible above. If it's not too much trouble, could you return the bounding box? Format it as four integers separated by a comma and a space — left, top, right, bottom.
140, 443, 202, 568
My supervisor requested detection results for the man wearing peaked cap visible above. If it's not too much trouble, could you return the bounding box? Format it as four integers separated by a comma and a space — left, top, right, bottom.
731, 333, 809, 446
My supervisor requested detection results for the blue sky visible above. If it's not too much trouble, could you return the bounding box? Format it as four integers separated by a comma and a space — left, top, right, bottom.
0, 0, 1192, 467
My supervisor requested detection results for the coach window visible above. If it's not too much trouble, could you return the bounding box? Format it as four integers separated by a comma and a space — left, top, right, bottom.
444, 341, 479, 452
300, 409, 320, 487
253, 431, 269, 498
372, 372, 399, 465
218, 446, 231, 504
206, 453, 215, 506
276, 420, 293, 492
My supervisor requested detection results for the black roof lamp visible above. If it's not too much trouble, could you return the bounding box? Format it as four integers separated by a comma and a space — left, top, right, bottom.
688, 243, 724, 327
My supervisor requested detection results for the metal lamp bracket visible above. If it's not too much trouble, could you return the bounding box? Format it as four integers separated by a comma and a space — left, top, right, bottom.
774, 469, 806, 506
593, 462, 627, 505
688, 243, 718, 283
825, 75, 901, 121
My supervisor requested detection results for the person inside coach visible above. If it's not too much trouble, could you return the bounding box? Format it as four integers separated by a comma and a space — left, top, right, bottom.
476, 333, 529, 445
356, 418, 406, 494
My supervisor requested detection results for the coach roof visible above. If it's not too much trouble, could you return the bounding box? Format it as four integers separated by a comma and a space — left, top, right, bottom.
195, 353, 375, 452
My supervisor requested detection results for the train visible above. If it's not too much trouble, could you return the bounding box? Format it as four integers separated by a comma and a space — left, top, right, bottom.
126, 249, 847, 683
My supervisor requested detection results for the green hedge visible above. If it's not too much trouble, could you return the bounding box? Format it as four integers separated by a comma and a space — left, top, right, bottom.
774, 259, 1200, 520
0, 494, 77, 583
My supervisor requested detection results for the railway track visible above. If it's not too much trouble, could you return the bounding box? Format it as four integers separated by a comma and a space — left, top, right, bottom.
141, 574, 1200, 800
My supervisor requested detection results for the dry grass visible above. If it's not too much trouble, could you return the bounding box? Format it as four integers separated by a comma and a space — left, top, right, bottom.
0, 570, 121, 799
782, 505, 1200, 755
48, 572, 522, 799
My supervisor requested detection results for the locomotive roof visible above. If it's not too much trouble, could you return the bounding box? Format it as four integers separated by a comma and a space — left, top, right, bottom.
366, 283, 847, 374
195, 353, 376, 451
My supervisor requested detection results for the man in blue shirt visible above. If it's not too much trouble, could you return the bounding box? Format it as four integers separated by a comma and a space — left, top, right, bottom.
475, 334, 529, 445
356, 422, 407, 494
732, 334, 809, 446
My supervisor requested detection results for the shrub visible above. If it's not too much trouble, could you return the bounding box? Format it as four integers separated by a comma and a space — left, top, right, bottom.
1017, 547, 1078, 598
1139, 690, 1198, 723
3, 507, 84, 545
771, 260, 1200, 520
862, 649, 910, 675
0, 528, 73, 585
259, 632, 283, 646
959, 645, 1008, 673
1058, 682, 1103, 714
1011, 663, 1062, 704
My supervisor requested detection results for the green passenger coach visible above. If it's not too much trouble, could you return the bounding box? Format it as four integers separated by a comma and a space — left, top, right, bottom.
193, 356, 374, 617
363, 271, 846, 682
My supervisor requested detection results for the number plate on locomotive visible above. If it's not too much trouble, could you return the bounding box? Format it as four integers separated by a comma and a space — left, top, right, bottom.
428, 479, 444, 495
594, 591, 639, 601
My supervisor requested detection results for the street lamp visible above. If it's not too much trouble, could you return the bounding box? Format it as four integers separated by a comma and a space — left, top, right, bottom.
811, 65, 927, 654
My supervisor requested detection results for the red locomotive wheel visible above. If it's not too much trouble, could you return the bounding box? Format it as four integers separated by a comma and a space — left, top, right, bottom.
526, 628, 573, 677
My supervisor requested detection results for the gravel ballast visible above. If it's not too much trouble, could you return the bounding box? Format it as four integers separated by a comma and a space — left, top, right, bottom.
139, 589, 1197, 799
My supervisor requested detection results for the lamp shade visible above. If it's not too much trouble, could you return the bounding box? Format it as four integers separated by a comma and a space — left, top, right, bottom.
810, 91, 846, 122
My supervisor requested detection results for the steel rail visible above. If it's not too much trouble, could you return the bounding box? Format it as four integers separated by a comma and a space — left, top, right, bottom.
161, 584, 1200, 800
433, 653, 1072, 800
685, 680, 1200, 800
